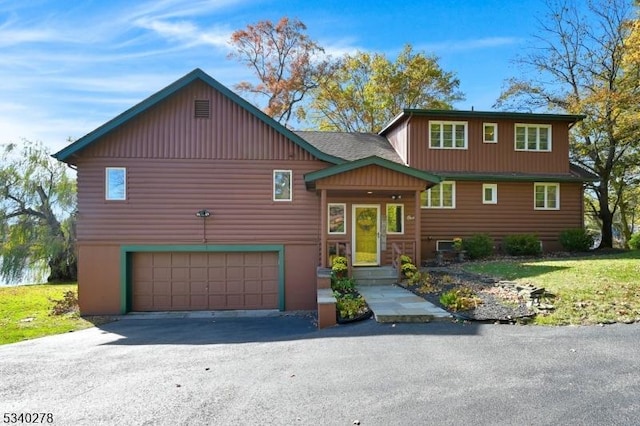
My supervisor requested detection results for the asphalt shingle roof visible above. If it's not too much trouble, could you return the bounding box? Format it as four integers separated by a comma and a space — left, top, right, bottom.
295, 131, 404, 164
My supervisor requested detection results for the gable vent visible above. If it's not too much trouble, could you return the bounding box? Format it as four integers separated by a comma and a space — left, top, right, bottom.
194, 99, 210, 118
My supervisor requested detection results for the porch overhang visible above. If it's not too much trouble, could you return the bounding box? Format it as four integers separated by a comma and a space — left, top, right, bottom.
304, 156, 442, 191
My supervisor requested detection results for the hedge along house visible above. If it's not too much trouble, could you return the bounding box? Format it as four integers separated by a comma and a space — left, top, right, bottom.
53, 69, 441, 315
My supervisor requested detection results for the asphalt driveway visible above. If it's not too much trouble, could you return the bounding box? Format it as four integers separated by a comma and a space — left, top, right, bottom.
1, 316, 639, 425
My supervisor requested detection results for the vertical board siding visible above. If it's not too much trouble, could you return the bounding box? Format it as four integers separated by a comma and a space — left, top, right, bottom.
316, 165, 427, 189
421, 181, 583, 255
77, 158, 324, 244
408, 116, 571, 174
81, 80, 314, 161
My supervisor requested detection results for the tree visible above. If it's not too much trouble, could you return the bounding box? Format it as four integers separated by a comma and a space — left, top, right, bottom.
0, 141, 77, 283
495, 0, 640, 248
308, 45, 464, 133
228, 17, 335, 126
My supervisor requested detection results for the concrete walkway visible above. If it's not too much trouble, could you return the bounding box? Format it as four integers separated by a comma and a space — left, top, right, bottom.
357, 284, 451, 323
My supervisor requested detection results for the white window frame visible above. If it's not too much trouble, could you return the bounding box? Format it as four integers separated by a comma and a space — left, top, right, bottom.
429, 121, 468, 150
515, 124, 552, 152
534, 182, 560, 210
386, 203, 404, 234
421, 181, 456, 209
273, 170, 292, 201
482, 184, 497, 204
483, 123, 498, 143
328, 203, 346, 235
105, 167, 126, 201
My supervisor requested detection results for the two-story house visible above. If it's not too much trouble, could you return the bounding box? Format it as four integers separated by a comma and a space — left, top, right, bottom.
54, 69, 595, 316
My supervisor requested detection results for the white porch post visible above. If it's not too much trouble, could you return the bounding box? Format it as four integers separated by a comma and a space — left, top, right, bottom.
320, 189, 327, 267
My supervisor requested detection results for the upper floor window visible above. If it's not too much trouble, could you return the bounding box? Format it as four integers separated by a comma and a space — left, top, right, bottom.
515, 124, 552, 152
482, 184, 497, 204
273, 170, 292, 201
105, 167, 126, 200
421, 181, 456, 208
483, 123, 498, 143
429, 121, 468, 149
386, 203, 404, 234
534, 183, 559, 210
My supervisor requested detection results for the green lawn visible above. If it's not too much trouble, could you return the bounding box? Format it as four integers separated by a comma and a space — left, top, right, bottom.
0, 283, 113, 345
464, 250, 640, 325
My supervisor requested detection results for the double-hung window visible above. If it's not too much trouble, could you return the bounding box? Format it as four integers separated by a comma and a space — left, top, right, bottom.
429, 121, 468, 149
534, 183, 559, 210
421, 181, 456, 208
515, 124, 552, 151
483, 123, 498, 143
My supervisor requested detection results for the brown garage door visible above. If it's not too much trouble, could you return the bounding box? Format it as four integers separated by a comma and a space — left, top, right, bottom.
132, 252, 279, 311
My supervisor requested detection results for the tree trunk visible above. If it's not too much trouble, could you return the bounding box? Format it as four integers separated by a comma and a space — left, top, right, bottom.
47, 247, 77, 282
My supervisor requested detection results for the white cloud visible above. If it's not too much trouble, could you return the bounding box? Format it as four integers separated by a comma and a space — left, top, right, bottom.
419, 37, 522, 53
134, 17, 231, 49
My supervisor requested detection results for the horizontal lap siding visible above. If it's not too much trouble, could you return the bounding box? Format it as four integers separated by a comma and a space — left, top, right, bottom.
408, 117, 570, 174
316, 165, 427, 190
76, 159, 323, 244
421, 181, 583, 254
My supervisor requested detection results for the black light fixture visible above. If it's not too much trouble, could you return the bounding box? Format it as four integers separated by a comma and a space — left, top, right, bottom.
195, 209, 211, 218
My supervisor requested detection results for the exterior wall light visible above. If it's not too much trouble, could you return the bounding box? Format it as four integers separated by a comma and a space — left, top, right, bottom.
195, 209, 211, 218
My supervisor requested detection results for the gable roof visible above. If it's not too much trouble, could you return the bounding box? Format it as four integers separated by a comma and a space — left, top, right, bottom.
379, 109, 586, 135
53, 68, 346, 165
304, 155, 441, 189
295, 131, 404, 164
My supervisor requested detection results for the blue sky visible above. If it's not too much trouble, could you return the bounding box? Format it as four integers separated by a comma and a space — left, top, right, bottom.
0, 0, 551, 152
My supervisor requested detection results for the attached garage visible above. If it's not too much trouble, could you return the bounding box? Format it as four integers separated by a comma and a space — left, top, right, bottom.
130, 250, 281, 311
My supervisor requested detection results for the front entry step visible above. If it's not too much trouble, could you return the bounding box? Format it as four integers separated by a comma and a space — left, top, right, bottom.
356, 285, 451, 323
352, 266, 398, 286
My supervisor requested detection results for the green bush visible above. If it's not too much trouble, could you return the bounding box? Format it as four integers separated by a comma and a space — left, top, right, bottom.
331, 277, 356, 294
331, 256, 348, 278
401, 262, 417, 278
439, 287, 482, 311
559, 228, 594, 252
336, 294, 368, 319
629, 233, 640, 250
503, 234, 542, 256
463, 234, 494, 259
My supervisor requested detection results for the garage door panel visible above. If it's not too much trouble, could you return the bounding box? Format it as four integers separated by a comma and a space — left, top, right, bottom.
133, 251, 279, 311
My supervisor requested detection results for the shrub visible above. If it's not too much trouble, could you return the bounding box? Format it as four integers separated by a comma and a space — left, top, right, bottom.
331, 277, 356, 294
439, 287, 482, 311
335, 294, 368, 319
50, 291, 79, 315
401, 262, 417, 278
399, 254, 413, 265
331, 256, 348, 278
503, 234, 542, 256
559, 228, 594, 252
463, 234, 494, 259
629, 233, 640, 250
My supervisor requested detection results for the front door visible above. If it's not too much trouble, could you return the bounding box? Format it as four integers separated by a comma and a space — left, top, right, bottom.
352, 205, 380, 266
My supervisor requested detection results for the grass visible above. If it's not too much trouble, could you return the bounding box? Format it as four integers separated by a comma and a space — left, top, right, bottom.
464, 250, 640, 325
0, 283, 113, 345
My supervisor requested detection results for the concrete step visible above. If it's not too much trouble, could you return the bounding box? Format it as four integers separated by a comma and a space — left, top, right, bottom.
352, 267, 399, 286
356, 277, 398, 286
356, 285, 452, 324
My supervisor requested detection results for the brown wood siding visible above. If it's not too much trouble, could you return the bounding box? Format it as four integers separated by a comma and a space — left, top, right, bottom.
316, 165, 427, 190
76, 158, 325, 244
80, 80, 315, 161
421, 181, 584, 257
407, 116, 571, 174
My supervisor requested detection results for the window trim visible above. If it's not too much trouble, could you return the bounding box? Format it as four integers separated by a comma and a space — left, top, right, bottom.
483, 122, 498, 143
105, 167, 126, 201
429, 121, 468, 150
386, 203, 404, 235
482, 183, 497, 204
273, 170, 292, 202
534, 182, 560, 210
328, 203, 346, 235
514, 123, 552, 152
421, 181, 456, 209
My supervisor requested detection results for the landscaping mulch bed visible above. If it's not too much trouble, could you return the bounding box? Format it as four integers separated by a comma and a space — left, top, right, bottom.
400, 267, 535, 322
